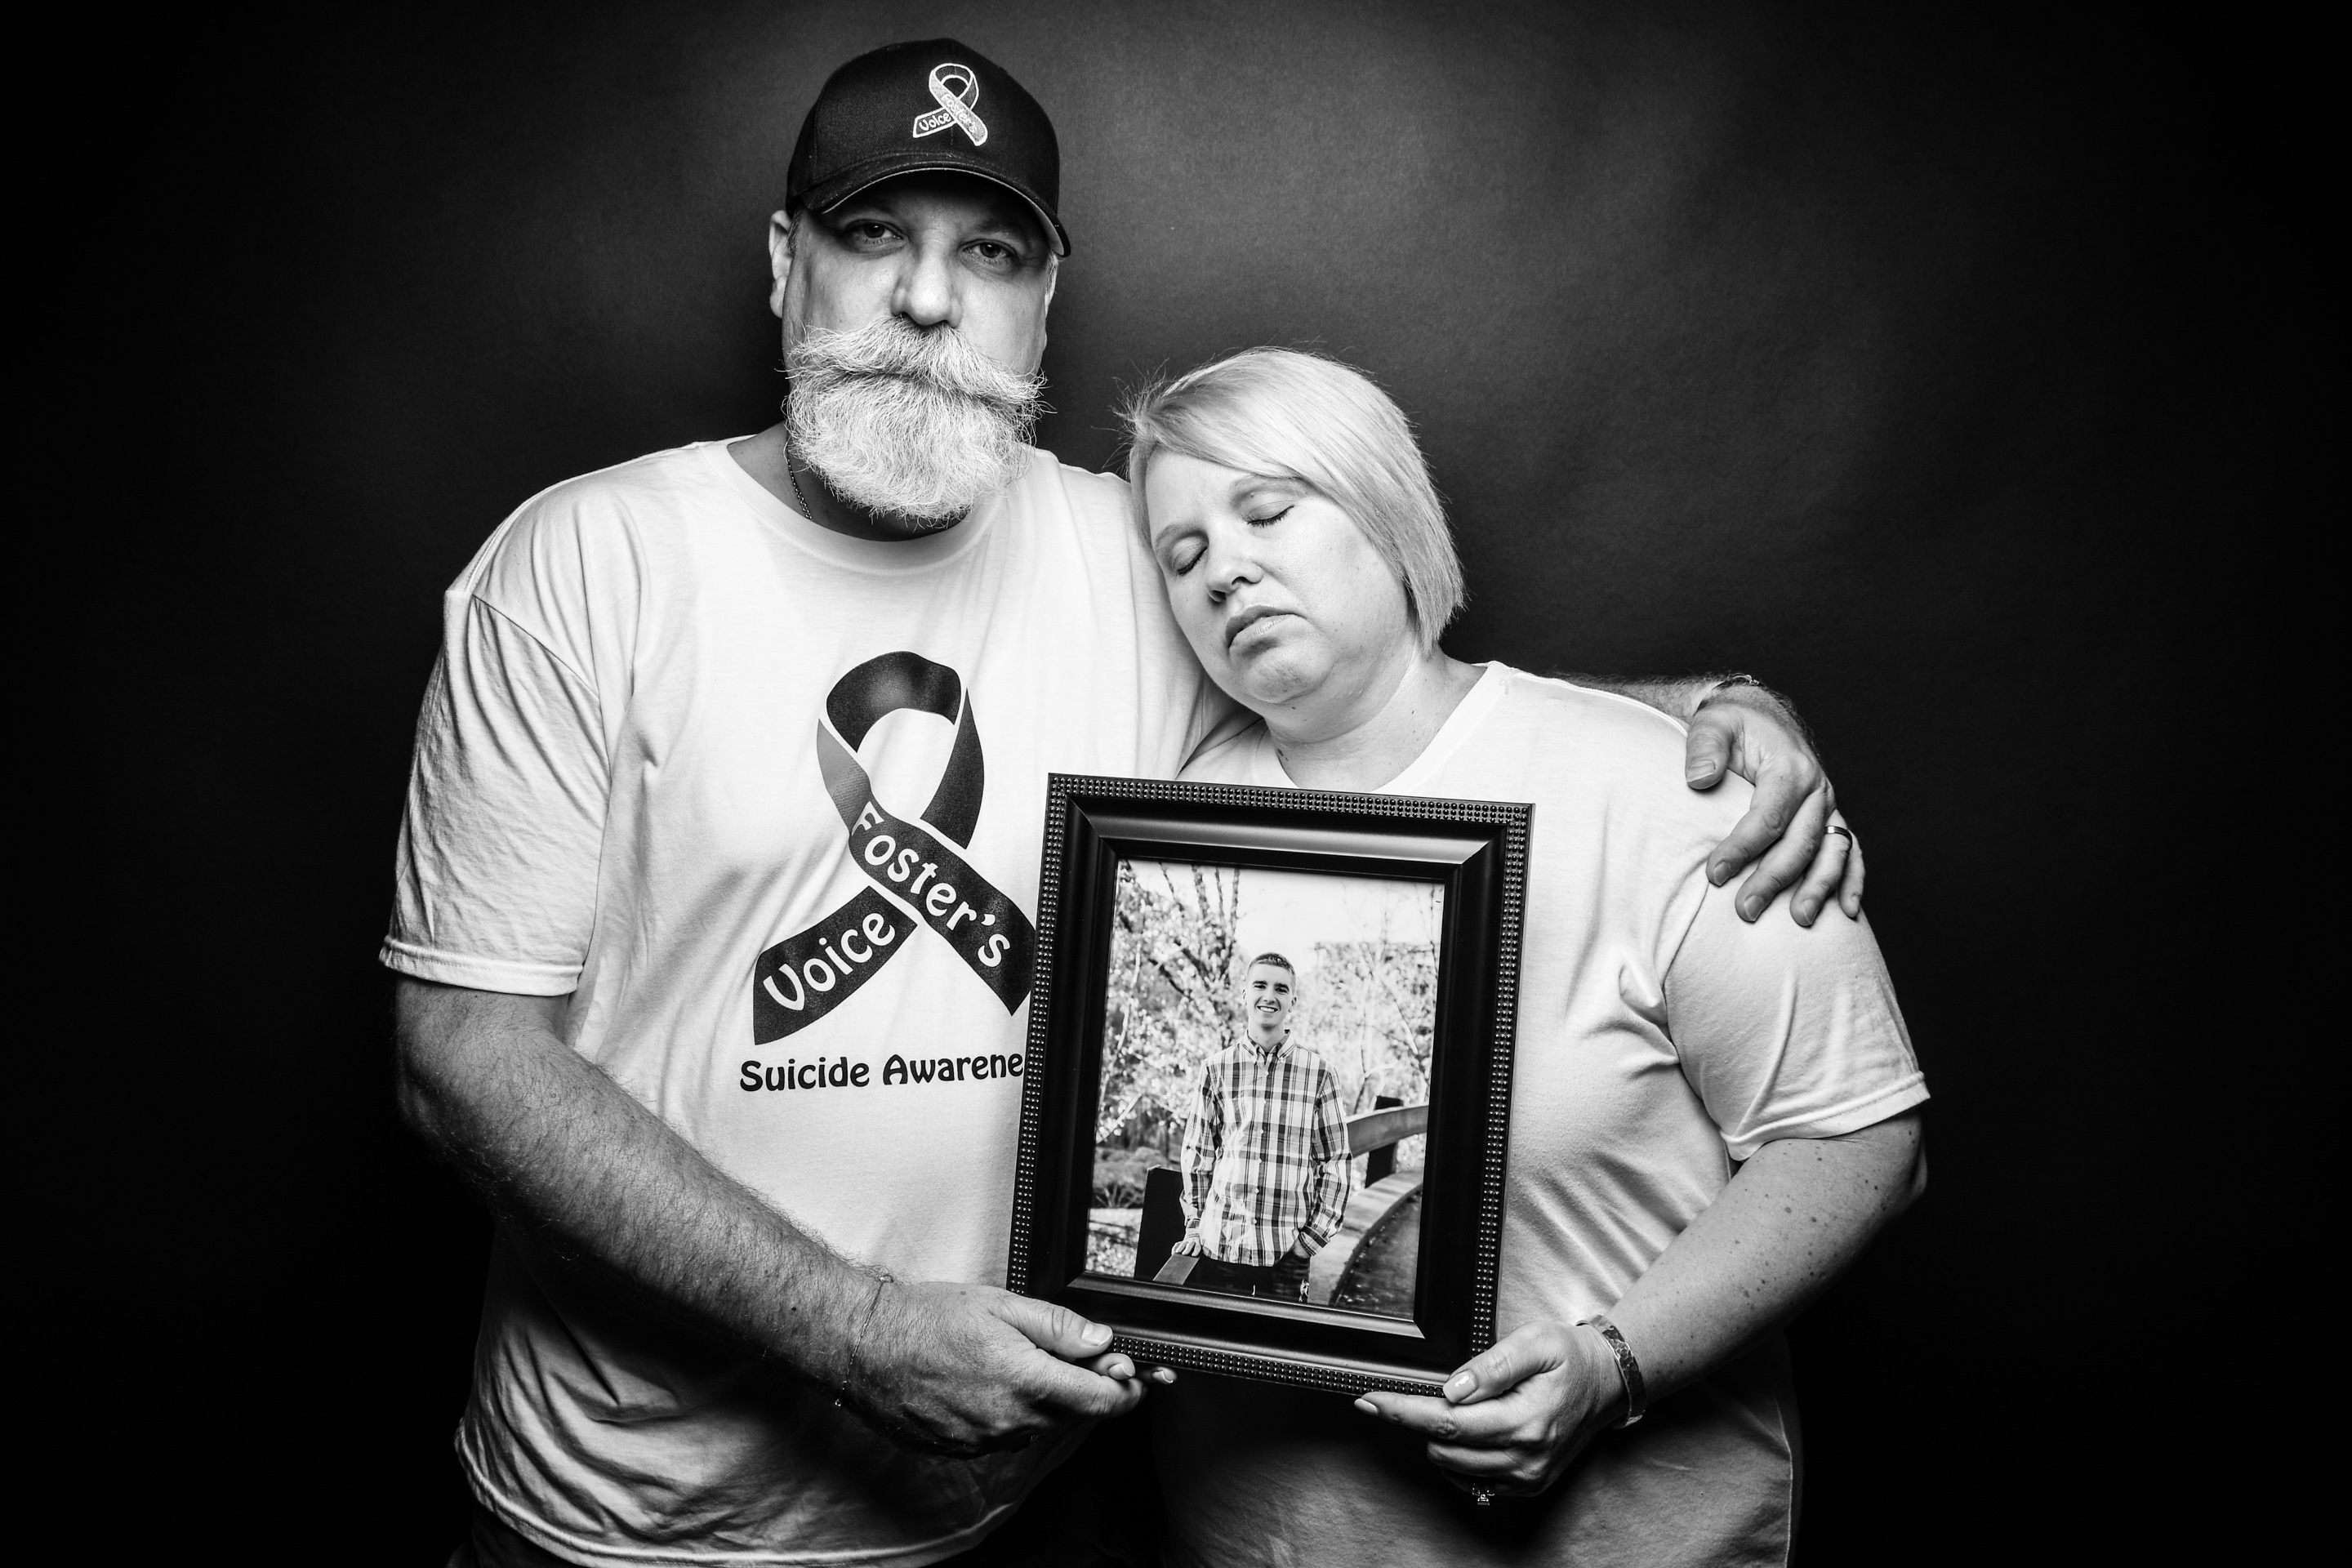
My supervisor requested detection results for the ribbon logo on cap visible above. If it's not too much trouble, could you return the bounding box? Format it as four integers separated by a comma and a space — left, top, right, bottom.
912, 62, 988, 147
751, 652, 1035, 1042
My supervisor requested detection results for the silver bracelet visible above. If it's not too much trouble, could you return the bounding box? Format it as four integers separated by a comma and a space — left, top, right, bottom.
1580, 1315, 1649, 1427
1692, 672, 1762, 715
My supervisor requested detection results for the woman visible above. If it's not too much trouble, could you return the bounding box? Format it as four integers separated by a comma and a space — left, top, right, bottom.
1125, 350, 1927, 1566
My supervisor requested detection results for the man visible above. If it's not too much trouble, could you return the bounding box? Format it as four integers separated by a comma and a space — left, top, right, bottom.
1172, 955, 1350, 1303
390, 38, 1858, 1568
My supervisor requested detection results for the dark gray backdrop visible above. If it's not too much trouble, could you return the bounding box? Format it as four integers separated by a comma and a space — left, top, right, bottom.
151, 2, 2252, 1561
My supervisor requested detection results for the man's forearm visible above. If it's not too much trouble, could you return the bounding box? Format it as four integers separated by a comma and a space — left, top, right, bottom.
1566, 675, 1713, 720
393, 978, 869, 1386
1555, 673, 1753, 723
1557, 673, 1818, 767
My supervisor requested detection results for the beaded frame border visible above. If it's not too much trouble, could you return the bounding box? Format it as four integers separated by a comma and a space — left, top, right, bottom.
1006, 773, 1530, 1395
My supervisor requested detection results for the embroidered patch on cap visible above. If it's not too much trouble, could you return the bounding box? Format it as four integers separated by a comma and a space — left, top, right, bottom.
913, 63, 988, 146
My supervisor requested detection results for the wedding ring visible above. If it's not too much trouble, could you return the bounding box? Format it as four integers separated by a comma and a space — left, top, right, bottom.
1828, 825, 1853, 842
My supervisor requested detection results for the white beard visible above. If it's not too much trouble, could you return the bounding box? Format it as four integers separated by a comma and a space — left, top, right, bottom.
785, 318, 1049, 524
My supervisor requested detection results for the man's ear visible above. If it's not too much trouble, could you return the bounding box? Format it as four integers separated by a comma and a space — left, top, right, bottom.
767, 209, 798, 319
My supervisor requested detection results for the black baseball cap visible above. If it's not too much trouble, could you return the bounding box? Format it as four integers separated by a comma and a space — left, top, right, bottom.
786, 40, 1069, 256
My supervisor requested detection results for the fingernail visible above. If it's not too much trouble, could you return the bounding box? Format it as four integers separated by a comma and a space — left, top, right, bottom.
1685, 763, 1712, 784
1443, 1372, 1474, 1401
1156, 1367, 1178, 1384
1708, 862, 1729, 886
1794, 902, 1815, 927
1084, 1324, 1111, 1347
1352, 1397, 1378, 1415
1739, 898, 1760, 921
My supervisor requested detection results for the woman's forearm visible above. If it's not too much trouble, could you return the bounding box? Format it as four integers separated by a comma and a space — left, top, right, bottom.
1607, 1111, 1927, 1403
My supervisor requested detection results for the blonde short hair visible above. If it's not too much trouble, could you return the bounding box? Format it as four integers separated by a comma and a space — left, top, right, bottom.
1120, 349, 1466, 653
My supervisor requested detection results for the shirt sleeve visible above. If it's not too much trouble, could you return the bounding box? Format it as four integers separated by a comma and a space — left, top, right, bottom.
1300, 1065, 1352, 1250
1662, 880, 1927, 1161
1181, 1059, 1222, 1227
381, 594, 610, 995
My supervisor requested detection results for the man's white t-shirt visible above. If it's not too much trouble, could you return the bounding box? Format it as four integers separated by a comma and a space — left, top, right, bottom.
383, 441, 1221, 1567
1158, 665, 1927, 1568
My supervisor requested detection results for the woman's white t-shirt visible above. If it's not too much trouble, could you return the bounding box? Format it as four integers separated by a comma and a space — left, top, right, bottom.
1159, 663, 1927, 1568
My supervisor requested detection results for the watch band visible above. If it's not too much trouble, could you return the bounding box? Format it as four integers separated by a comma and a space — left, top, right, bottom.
1581, 1315, 1649, 1427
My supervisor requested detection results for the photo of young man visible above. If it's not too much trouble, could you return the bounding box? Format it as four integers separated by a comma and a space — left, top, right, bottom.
1170, 955, 1352, 1303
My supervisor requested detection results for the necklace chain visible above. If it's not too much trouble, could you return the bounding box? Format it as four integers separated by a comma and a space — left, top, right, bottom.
785, 453, 814, 519
778, 399, 815, 518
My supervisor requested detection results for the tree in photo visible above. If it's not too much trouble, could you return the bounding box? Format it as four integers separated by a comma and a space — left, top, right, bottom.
1294, 920, 1443, 1114
1100, 861, 1242, 1149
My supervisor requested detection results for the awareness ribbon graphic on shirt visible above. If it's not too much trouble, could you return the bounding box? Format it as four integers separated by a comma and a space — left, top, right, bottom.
751, 653, 1035, 1042
911, 62, 988, 146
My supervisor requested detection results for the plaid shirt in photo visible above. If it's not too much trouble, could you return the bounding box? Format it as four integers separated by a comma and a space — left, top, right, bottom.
1180, 1035, 1352, 1267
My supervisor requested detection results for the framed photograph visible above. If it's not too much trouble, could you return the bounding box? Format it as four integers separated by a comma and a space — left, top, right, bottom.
1007, 774, 1530, 1396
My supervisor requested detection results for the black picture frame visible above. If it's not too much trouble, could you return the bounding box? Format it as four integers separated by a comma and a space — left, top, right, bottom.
1007, 773, 1531, 1397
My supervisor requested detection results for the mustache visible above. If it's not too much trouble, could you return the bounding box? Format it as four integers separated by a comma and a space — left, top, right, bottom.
786, 318, 1046, 415
781, 317, 1049, 524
